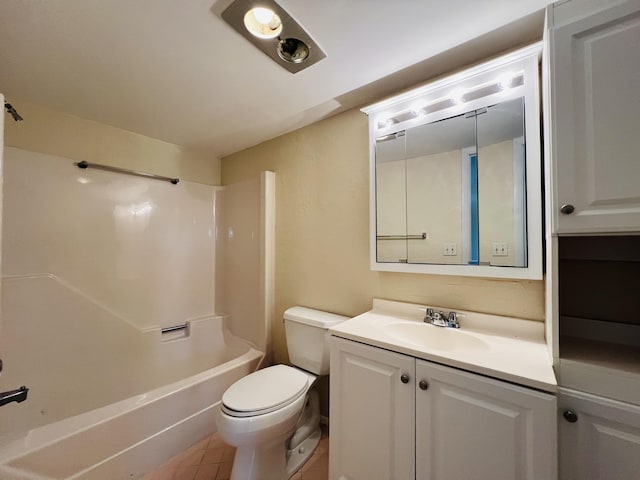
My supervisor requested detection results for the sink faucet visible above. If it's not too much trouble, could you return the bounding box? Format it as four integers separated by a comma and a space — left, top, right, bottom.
424, 308, 461, 328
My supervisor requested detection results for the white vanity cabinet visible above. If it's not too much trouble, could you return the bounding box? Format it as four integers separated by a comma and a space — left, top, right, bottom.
546, 0, 640, 233
329, 337, 415, 480
329, 336, 557, 480
559, 388, 640, 480
415, 359, 556, 480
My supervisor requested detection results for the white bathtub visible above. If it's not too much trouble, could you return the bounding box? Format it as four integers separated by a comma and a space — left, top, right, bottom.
0, 339, 262, 480
0, 275, 264, 479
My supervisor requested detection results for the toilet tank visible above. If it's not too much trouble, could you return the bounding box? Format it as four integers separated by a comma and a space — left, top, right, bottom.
284, 306, 348, 375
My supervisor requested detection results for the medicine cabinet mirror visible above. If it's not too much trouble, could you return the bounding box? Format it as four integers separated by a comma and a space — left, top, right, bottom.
363, 44, 542, 279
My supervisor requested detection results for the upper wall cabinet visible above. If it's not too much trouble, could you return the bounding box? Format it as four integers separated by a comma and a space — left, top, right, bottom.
546, 0, 640, 234
362, 44, 543, 279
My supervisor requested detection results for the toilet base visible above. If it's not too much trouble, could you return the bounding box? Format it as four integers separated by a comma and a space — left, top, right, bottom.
228, 390, 321, 480
231, 434, 289, 480
286, 426, 321, 478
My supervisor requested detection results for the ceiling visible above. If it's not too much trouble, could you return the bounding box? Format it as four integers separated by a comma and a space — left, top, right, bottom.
0, 0, 550, 159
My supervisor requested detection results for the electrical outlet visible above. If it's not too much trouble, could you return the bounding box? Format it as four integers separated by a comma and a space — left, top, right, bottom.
492, 242, 508, 256
443, 243, 457, 256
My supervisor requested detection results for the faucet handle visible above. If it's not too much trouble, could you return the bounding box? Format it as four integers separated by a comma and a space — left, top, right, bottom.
447, 311, 464, 328
419, 307, 435, 322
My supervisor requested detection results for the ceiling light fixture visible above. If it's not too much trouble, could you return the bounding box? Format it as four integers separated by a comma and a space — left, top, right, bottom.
222, 0, 326, 74
243, 7, 282, 39
277, 38, 309, 64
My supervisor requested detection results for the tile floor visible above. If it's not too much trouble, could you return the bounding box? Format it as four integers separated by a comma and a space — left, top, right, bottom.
142, 426, 329, 480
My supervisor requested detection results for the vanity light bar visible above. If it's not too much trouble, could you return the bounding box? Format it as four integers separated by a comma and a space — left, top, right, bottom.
376, 72, 524, 130
376, 131, 406, 142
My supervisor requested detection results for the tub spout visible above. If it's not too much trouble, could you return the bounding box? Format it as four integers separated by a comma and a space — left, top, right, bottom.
0, 386, 29, 407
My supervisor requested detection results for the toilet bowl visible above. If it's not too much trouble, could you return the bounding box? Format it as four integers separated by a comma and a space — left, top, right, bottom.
215, 306, 347, 480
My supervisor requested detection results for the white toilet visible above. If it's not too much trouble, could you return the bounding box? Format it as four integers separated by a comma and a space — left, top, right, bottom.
215, 306, 347, 480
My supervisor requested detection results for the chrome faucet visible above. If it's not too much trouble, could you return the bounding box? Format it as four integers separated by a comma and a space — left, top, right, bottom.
446, 311, 461, 329
424, 308, 461, 328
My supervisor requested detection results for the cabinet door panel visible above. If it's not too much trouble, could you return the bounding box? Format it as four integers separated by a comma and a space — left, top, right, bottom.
416, 360, 556, 480
559, 389, 640, 480
329, 337, 415, 480
551, 1, 640, 233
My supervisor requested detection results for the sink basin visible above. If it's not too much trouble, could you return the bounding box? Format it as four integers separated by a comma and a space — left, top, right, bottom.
382, 321, 489, 352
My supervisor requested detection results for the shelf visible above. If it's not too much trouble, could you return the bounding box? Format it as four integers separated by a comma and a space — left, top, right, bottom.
561, 336, 640, 375
558, 336, 640, 406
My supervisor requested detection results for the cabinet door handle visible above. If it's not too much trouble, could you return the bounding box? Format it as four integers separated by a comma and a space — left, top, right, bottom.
418, 380, 429, 390
400, 374, 410, 384
560, 204, 575, 214
563, 410, 578, 423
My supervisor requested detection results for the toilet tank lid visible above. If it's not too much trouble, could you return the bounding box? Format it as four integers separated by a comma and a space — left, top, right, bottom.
283, 306, 348, 328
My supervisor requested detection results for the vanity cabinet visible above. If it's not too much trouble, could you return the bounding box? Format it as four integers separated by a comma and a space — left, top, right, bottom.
329, 336, 557, 480
559, 388, 640, 480
329, 337, 415, 480
415, 359, 556, 480
547, 0, 640, 233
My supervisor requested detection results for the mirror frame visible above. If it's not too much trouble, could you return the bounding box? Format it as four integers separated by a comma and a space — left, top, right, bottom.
362, 43, 543, 279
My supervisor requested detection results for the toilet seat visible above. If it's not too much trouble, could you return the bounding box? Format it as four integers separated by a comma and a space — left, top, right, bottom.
222, 365, 310, 418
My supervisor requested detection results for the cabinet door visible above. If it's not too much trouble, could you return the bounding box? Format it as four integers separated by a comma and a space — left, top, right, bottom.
329, 337, 415, 480
550, 0, 640, 233
415, 360, 557, 480
559, 388, 640, 480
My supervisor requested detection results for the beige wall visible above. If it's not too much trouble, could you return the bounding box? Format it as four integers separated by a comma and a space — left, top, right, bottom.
222, 108, 545, 364
4, 101, 220, 185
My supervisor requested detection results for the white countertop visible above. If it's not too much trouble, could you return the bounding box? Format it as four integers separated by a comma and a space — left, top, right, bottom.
330, 299, 557, 392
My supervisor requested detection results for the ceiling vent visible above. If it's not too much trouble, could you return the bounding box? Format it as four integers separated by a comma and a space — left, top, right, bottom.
221, 0, 326, 74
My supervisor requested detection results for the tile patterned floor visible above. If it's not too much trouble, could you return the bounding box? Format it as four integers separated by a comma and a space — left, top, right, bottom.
142, 426, 328, 480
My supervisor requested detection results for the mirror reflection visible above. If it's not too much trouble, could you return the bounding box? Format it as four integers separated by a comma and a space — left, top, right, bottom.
375, 97, 527, 267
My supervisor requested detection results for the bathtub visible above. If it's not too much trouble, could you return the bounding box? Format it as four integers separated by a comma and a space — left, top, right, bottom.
0, 275, 264, 479
0, 340, 262, 480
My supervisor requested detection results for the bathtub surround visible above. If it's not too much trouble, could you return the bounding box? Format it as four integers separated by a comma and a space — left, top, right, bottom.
2, 147, 217, 332
0, 145, 220, 436
221, 108, 545, 365
0, 145, 274, 477
215, 172, 276, 358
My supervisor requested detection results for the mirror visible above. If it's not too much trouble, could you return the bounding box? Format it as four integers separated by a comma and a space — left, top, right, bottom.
376, 98, 526, 266
364, 44, 542, 279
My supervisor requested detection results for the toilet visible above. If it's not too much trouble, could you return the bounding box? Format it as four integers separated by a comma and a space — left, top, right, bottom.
215, 306, 347, 480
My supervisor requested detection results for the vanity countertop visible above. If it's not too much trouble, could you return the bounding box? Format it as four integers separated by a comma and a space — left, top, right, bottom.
330, 299, 557, 392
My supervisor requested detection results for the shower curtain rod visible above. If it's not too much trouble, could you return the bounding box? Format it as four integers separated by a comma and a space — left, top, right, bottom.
75, 161, 179, 184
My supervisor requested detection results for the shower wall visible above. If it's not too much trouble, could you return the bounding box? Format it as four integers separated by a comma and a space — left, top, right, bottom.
215, 172, 275, 357
2, 147, 216, 331
0, 146, 222, 436
0, 146, 275, 453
